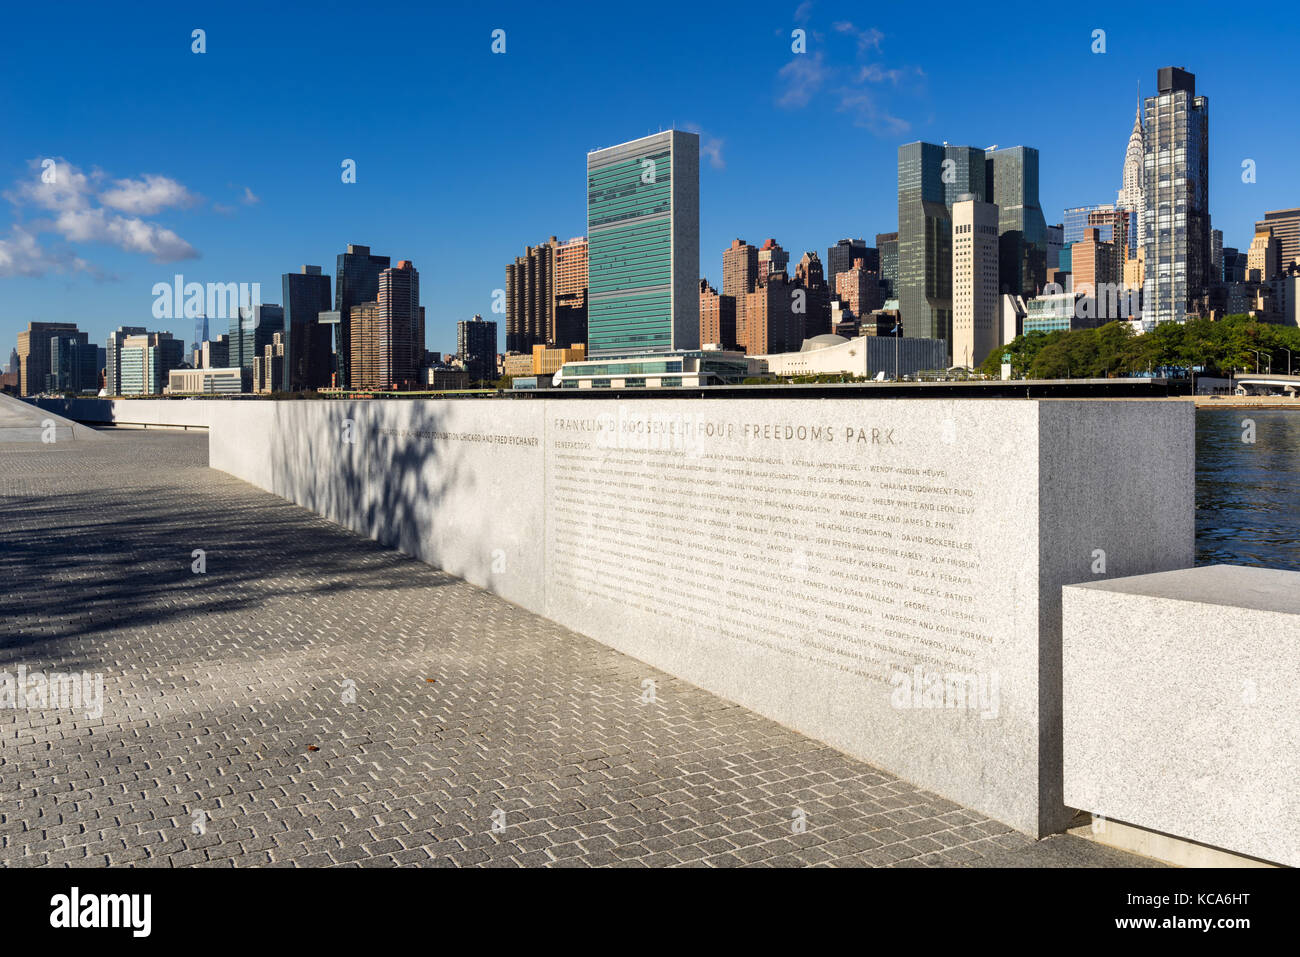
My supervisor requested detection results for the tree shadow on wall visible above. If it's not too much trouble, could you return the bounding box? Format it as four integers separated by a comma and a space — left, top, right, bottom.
268, 399, 491, 587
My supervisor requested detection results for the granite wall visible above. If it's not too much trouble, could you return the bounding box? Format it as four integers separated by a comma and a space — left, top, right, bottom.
203, 397, 1194, 836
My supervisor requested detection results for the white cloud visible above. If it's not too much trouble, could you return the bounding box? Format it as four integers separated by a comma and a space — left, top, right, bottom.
777, 51, 828, 108
836, 89, 911, 136
0, 226, 94, 278
776, 21, 918, 138
5, 157, 201, 265
5, 158, 96, 213
857, 63, 904, 85
99, 174, 197, 215
53, 208, 197, 262
683, 124, 725, 170
240, 186, 260, 205
833, 21, 883, 52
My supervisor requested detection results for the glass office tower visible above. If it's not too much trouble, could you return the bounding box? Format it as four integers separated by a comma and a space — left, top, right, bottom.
229, 304, 284, 390
282, 266, 333, 391
1142, 67, 1210, 325
47, 333, 97, 393
985, 146, 1048, 299
897, 142, 985, 356
335, 244, 391, 387
875, 232, 898, 299
1064, 204, 1114, 244
586, 130, 699, 355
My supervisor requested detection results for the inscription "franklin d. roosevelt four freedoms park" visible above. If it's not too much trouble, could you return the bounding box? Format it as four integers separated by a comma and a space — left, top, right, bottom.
548, 412, 989, 689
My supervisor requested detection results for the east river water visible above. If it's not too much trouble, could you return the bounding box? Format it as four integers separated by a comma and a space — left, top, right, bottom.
1196, 408, 1300, 571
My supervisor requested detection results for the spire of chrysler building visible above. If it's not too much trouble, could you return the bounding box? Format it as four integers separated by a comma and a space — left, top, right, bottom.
1117, 90, 1146, 257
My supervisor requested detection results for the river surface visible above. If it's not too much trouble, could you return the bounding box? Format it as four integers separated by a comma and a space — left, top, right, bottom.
1196, 408, 1300, 571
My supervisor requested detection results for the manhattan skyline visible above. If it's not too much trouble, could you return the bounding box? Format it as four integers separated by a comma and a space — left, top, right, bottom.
1, 1, 1294, 354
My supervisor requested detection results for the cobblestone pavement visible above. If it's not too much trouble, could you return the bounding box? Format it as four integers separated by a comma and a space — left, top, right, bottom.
0, 429, 1156, 868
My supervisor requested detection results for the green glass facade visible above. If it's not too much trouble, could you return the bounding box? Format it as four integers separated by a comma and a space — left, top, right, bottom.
985, 146, 1048, 299
898, 142, 1047, 361
586, 131, 698, 355
898, 143, 981, 356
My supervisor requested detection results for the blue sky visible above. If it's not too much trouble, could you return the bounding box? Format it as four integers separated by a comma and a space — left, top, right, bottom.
2, 0, 1295, 357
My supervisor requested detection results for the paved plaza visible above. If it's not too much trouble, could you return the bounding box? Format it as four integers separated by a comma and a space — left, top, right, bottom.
0, 424, 1154, 867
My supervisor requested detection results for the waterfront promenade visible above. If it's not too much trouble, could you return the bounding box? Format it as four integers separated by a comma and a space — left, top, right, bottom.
0, 425, 1151, 867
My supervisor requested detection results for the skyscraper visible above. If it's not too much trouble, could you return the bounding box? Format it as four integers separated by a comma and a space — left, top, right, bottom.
254, 333, 287, 394
457, 314, 498, 383
230, 304, 284, 389
506, 235, 589, 353
553, 236, 588, 301
1259, 209, 1300, 272
699, 279, 737, 349
552, 236, 589, 347
1071, 227, 1123, 312
378, 260, 422, 389
740, 272, 799, 355
1063, 206, 1130, 277
826, 238, 873, 292
349, 262, 422, 391
723, 238, 759, 334
985, 146, 1048, 298
105, 326, 147, 396
1117, 102, 1146, 258
282, 265, 333, 391
1046, 224, 1064, 271
7, 348, 17, 376
192, 315, 209, 358
16, 322, 78, 396
201, 336, 230, 369
897, 142, 985, 355
794, 251, 831, 338
722, 239, 758, 300
348, 302, 381, 389
1246, 225, 1280, 281
117, 333, 185, 395
335, 244, 391, 387
756, 238, 790, 287
505, 241, 554, 354
1142, 67, 1210, 325
1064, 204, 1118, 244
952, 195, 1001, 369
47, 333, 97, 393
875, 232, 898, 299
834, 258, 884, 322
586, 130, 699, 355
1222, 247, 1246, 283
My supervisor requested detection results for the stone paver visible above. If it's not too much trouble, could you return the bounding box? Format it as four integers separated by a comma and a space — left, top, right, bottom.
0, 428, 1157, 867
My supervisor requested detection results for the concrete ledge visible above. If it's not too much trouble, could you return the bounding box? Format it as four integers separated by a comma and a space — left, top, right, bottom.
101, 422, 209, 431
1064, 564, 1300, 867
0, 394, 104, 442
31, 397, 224, 430
1068, 814, 1279, 868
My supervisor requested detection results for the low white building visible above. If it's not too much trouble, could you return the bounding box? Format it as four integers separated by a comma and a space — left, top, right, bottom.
166, 367, 243, 395
553, 348, 761, 388
755, 334, 949, 379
